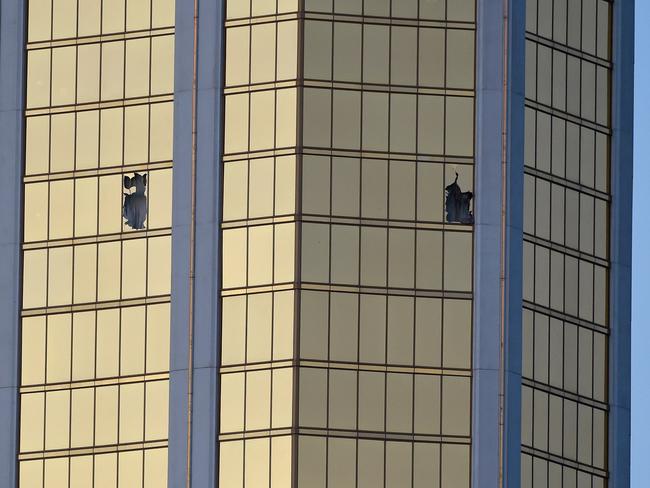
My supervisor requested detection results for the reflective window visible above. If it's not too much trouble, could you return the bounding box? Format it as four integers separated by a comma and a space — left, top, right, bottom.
522, 0, 611, 485
19, 0, 175, 483
220, 1, 475, 485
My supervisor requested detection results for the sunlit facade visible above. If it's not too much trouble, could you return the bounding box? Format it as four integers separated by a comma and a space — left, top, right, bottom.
220, 0, 475, 485
18, 0, 174, 486
0, 0, 632, 487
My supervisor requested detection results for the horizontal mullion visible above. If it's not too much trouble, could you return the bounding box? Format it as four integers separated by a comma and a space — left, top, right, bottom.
20, 373, 169, 394
221, 283, 472, 301
526, 32, 612, 68
219, 359, 471, 377
21, 295, 171, 317
523, 234, 609, 268
26, 94, 174, 117
22, 228, 172, 251
521, 446, 608, 479
524, 100, 611, 135
26, 27, 175, 51
24, 160, 173, 184
18, 440, 168, 461
522, 302, 609, 335
219, 427, 471, 445
521, 379, 608, 411
221, 216, 472, 232
524, 166, 610, 201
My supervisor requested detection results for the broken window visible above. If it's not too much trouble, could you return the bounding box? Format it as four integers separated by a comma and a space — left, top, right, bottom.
123, 173, 147, 230
445, 173, 474, 224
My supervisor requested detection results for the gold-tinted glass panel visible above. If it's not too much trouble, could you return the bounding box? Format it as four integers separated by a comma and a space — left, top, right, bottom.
220, 1, 475, 485
19, 0, 175, 482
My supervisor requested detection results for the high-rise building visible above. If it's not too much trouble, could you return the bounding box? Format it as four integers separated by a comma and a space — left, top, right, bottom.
0, 0, 632, 487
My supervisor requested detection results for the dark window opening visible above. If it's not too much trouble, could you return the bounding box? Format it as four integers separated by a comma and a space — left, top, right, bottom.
445, 173, 474, 224
123, 173, 148, 230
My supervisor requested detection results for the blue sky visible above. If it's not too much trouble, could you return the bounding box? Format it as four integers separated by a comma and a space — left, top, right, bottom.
632, 1, 648, 485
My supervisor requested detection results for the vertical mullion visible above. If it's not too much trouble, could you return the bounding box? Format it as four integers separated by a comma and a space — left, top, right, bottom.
268, 4, 280, 485
116, 3, 129, 482
40, 0, 56, 484
69, 25, 81, 480
383, 3, 393, 487
439, 2, 448, 486
411, 2, 421, 486
547, 4, 557, 476
355, 5, 365, 488
292, 0, 306, 484
93, 1, 105, 483
468, 7, 478, 483
142, 2, 155, 480
560, 0, 569, 469
240, 11, 254, 485
574, 0, 585, 475
324, 9, 335, 486
145, 0, 158, 471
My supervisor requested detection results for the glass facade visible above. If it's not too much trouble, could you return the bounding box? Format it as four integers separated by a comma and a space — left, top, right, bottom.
220, 0, 476, 486
7, 0, 631, 487
18, 0, 175, 486
522, 0, 611, 487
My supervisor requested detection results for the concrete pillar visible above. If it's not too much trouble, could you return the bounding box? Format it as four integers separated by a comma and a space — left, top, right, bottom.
473, 1, 525, 486
609, 1, 634, 486
0, 0, 26, 485
168, 0, 224, 486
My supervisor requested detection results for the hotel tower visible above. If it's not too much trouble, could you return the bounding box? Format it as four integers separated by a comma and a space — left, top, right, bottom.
0, 0, 632, 487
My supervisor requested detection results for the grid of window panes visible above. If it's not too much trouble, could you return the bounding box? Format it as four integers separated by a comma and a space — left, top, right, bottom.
522, 1, 611, 487
19, 1, 175, 487
220, 0, 476, 486
220, 0, 299, 486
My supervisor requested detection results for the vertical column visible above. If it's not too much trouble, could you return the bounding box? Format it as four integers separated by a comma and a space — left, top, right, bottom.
0, 0, 25, 485
505, 3, 527, 487
473, 0, 525, 486
609, 0, 633, 486
169, 0, 223, 486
